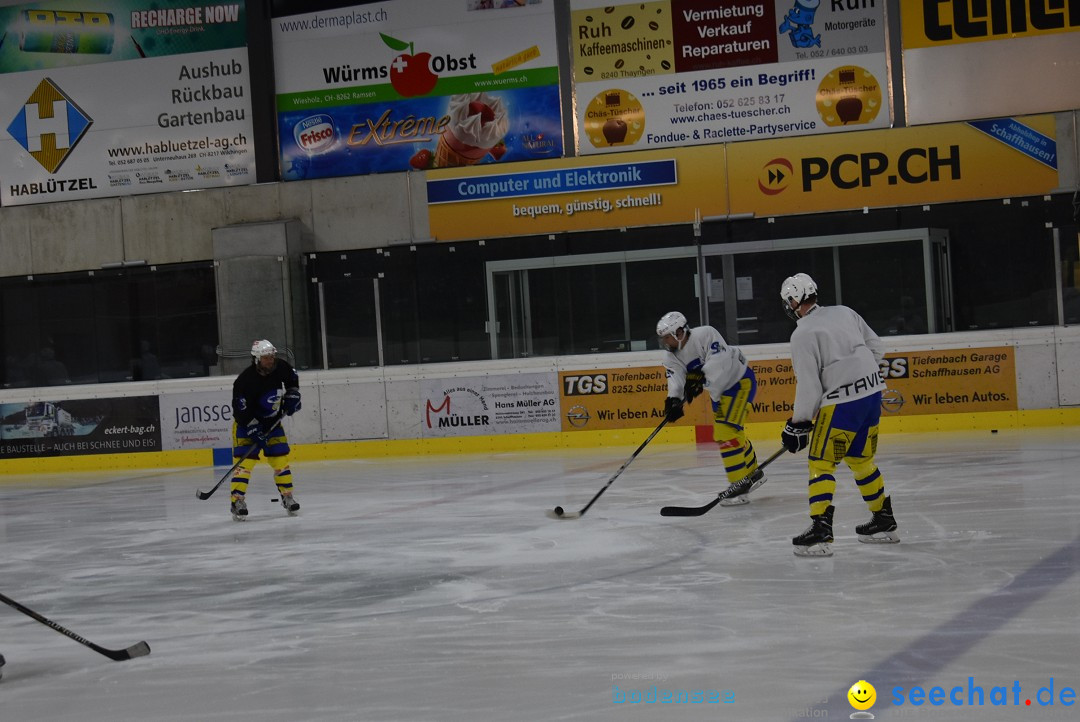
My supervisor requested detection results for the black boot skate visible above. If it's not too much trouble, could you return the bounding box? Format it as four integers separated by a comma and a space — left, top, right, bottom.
792, 505, 834, 557
280, 492, 299, 516
856, 497, 899, 544
720, 468, 767, 506
230, 495, 248, 521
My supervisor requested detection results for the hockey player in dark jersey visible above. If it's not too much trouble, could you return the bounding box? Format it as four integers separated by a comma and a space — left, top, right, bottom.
229, 339, 302, 521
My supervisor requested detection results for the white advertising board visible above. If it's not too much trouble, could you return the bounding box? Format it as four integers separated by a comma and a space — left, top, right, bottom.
420, 373, 560, 437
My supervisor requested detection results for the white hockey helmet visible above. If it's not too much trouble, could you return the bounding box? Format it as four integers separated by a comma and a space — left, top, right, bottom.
780, 273, 818, 320
656, 311, 688, 338
250, 339, 277, 358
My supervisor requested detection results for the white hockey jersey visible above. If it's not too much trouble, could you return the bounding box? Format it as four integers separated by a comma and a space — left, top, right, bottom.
662, 325, 748, 403
789, 305, 885, 423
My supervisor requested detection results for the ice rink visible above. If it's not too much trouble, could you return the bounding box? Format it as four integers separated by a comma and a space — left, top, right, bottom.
1, 427, 1078, 721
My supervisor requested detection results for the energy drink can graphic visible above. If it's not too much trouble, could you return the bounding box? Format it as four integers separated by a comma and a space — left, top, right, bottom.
18, 10, 115, 54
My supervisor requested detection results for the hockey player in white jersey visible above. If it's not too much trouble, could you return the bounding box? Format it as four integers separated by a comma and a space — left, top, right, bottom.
780, 273, 900, 556
657, 311, 765, 505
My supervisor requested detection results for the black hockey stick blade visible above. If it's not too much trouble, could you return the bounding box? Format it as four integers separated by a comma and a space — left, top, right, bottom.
94, 640, 152, 661
660, 447, 787, 517
547, 417, 669, 521
0, 591, 151, 662
660, 495, 723, 517
196, 417, 282, 500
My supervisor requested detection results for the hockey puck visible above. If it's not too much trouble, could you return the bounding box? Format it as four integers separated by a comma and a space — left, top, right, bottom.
553, 506, 564, 516
990, 430, 998, 434
271, 497, 279, 502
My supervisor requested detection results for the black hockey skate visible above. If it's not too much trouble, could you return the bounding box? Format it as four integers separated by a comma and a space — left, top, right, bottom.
856, 496, 899, 544
230, 495, 248, 522
792, 505, 834, 557
720, 467, 767, 506
280, 492, 300, 516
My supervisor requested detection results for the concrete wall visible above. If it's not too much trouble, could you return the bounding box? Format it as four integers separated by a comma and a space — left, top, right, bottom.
0, 170, 428, 277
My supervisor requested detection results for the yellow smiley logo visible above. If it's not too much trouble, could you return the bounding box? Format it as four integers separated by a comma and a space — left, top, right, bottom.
848, 680, 876, 710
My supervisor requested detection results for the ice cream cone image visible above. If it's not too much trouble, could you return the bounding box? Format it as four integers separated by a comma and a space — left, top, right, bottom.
434, 92, 509, 167
434, 132, 487, 166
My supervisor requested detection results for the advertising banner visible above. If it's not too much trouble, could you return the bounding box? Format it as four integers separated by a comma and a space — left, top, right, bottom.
427, 144, 727, 241
158, 390, 233, 450
558, 349, 1017, 433
749, 350, 1017, 423
0, 1, 254, 206
558, 366, 706, 432
271, 0, 562, 181
428, 114, 1059, 240
0, 396, 162, 458
873, 347, 1018, 416
900, 1, 1080, 124
726, 114, 1060, 217
569, 0, 890, 155
420, 373, 560, 438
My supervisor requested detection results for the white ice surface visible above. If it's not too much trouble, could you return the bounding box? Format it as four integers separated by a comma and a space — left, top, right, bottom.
1, 428, 1077, 721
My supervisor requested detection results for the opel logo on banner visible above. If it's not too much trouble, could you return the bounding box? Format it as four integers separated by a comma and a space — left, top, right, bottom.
567, 405, 590, 428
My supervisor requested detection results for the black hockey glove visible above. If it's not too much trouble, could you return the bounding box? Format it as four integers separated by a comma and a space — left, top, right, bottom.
248, 423, 270, 451
663, 397, 685, 423
258, 415, 281, 432
684, 370, 704, 403
283, 388, 302, 416
781, 418, 813, 453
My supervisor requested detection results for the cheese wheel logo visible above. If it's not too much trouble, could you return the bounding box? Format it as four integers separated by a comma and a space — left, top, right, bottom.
816, 66, 882, 127
584, 89, 645, 148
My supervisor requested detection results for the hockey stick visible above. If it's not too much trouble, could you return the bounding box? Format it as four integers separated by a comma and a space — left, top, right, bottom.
0, 591, 150, 662
660, 446, 787, 517
546, 417, 670, 520
196, 416, 283, 501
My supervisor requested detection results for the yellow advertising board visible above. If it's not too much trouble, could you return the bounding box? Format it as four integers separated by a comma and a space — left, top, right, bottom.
727, 115, 1059, 217
875, 347, 1018, 415
559, 366, 711, 432
560, 348, 1018, 433
428, 115, 1059, 242
426, 145, 728, 242
901, 1, 1080, 49
753, 348, 1017, 421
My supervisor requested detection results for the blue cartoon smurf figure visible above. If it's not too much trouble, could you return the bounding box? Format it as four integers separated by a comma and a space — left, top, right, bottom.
779, 0, 821, 48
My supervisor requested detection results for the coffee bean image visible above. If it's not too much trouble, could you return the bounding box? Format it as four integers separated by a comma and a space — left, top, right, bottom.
649, 21, 658, 30
583, 66, 594, 75
604, 6, 614, 13
621, 16, 634, 29
661, 60, 671, 70
615, 59, 625, 69
585, 15, 592, 22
